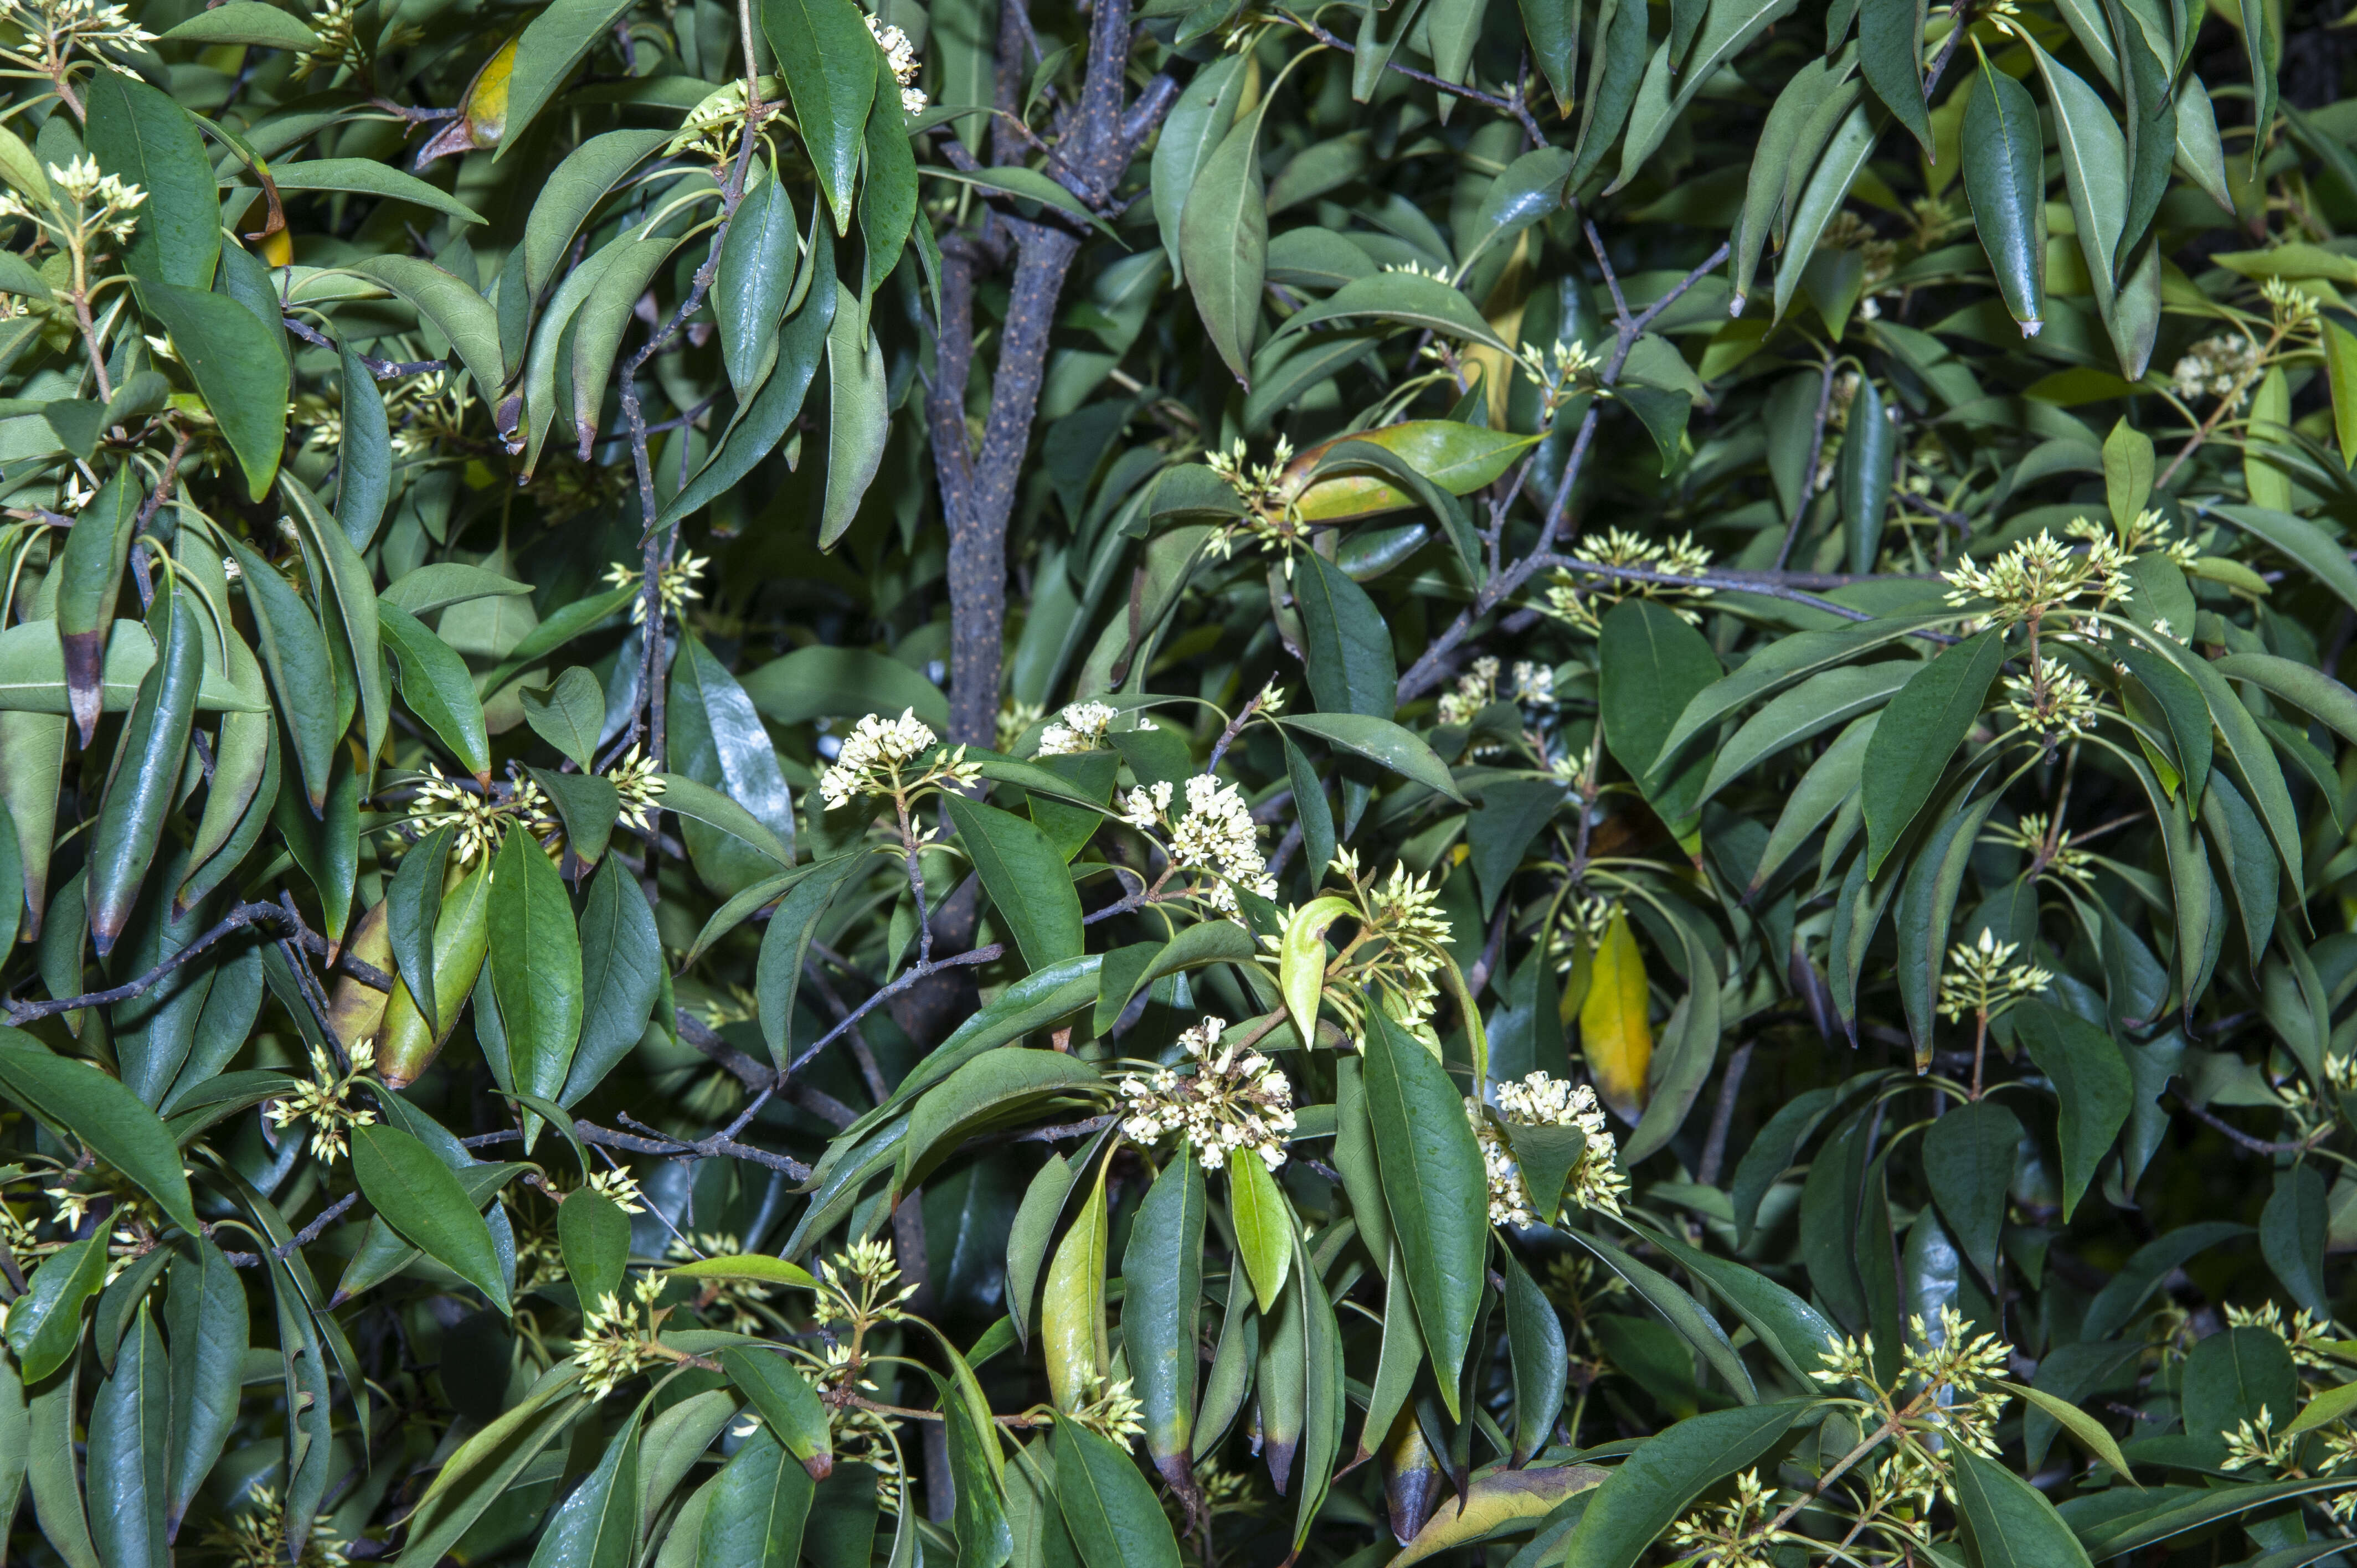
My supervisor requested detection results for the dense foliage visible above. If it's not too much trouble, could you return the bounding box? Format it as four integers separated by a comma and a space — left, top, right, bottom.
5, 0, 2357, 1560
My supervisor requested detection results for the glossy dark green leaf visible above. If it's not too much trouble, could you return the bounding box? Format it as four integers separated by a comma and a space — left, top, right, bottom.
521, 667, 605, 770
1122, 1154, 1206, 1484
1295, 550, 1397, 719
84, 73, 218, 291
136, 282, 287, 499
1952, 1445, 2092, 1568
351, 1122, 511, 1313
1860, 631, 2003, 876
2261, 1163, 2330, 1318
1152, 55, 1245, 281
163, 1239, 246, 1534
0, 1029, 199, 1234
1500, 1250, 1566, 1465
1604, 599, 1723, 839
722, 1347, 835, 1477
1838, 377, 1893, 574
763, 0, 876, 231
223, 538, 339, 811
1560, 1402, 1808, 1568
86, 1303, 167, 1568
1179, 82, 1273, 385
1921, 1100, 2019, 1288
943, 795, 1084, 969
560, 854, 662, 1105
7, 1235, 105, 1383
1053, 1417, 1182, 1568
2013, 1000, 2130, 1222
1363, 1007, 1486, 1414
696, 1427, 813, 1568
86, 583, 202, 955
488, 823, 584, 1125
670, 636, 799, 889
1857, 0, 1930, 149
559, 1187, 630, 1306
755, 852, 870, 1071
717, 175, 799, 397
527, 1405, 641, 1568
1280, 711, 1464, 800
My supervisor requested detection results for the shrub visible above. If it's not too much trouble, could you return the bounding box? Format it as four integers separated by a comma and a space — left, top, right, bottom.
0, 0, 2353, 1561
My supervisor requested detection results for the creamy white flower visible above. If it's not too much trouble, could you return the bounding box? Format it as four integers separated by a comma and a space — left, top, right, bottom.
1116, 1016, 1295, 1172
1037, 700, 1118, 757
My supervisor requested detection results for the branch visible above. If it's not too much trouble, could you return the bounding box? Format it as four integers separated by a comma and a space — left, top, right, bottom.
464, 1117, 814, 1179
3, 900, 390, 1025
217, 1190, 359, 1267
1279, 12, 1519, 113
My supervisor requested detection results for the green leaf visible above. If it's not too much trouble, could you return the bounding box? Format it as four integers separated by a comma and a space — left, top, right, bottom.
1603, 599, 1723, 839
266, 158, 484, 225
1861, 630, 2004, 876
1122, 1155, 1207, 1481
1951, 1445, 2094, 1568
1700, 664, 1908, 803
1228, 1148, 1293, 1312
2014, 1001, 2130, 1222
1179, 81, 1273, 385
380, 563, 534, 618
740, 645, 949, 731
1295, 551, 1397, 719
501, 0, 641, 160
900, 1048, 1102, 1195
657, 774, 793, 866
1053, 1417, 1183, 1568
1560, 1402, 1810, 1568
562, 854, 663, 1104
160, 3, 319, 48
85, 584, 202, 955
1278, 711, 1463, 799
942, 795, 1084, 970
1268, 271, 1514, 355
717, 176, 799, 397
1042, 1157, 1111, 1415
1152, 55, 1246, 282
348, 255, 505, 406
1857, 0, 1930, 149
351, 1123, 512, 1313
1635, 1224, 1840, 1389
2210, 502, 2357, 617
819, 281, 888, 548
378, 603, 490, 781
696, 1428, 814, 1567
763, 0, 877, 232
0, 1031, 199, 1234
336, 343, 392, 548
84, 73, 218, 291
7, 1236, 107, 1384
1994, 1379, 2137, 1481
163, 1240, 247, 1533
222, 540, 339, 812
521, 667, 605, 770
1921, 1100, 2019, 1287
522, 130, 671, 297
136, 282, 287, 498
2262, 1163, 2330, 1318
489, 824, 584, 1133
1501, 1250, 1567, 1464
85, 1304, 167, 1568
558, 1187, 630, 1306
528, 1406, 641, 1568
1563, 1226, 1757, 1404
722, 1348, 835, 1477
755, 852, 872, 1070
1362, 1008, 1487, 1416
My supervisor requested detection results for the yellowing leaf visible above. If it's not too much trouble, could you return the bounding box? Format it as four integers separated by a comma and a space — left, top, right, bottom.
1279, 896, 1354, 1050
1581, 911, 1651, 1122
667, 1255, 819, 1288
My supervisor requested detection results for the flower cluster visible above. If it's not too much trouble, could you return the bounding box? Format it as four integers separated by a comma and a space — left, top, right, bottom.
0, 0, 155, 86
1983, 811, 2095, 890
606, 744, 666, 834
2225, 1406, 2295, 1473
294, 0, 415, 80
1943, 528, 2129, 626
1067, 1374, 1147, 1445
867, 14, 927, 115
407, 765, 552, 865
812, 1236, 918, 1327
2079, 507, 2199, 568
197, 1483, 348, 1568
1937, 929, 2053, 1023
1116, 1015, 1295, 1172
1435, 657, 1500, 728
265, 1038, 378, 1164
1037, 700, 1119, 757
380, 367, 476, 459
1813, 1308, 2015, 1505
583, 1167, 647, 1214
1515, 337, 1604, 413
1469, 1072, 1627, 1227
2226, 1302, 2338, 1370
602, 551, 709, 624
1121, 773, 1276, 915
2002, 656, 2103, 745
573, 1280, 667, 1398
1664, 1468, 1782, 1568
817, 708, 979, 811
1205, 436, 1315, 563
33, 153, 143, 240
2172, 331, 2266, 405
1543, 528, 1715, 634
